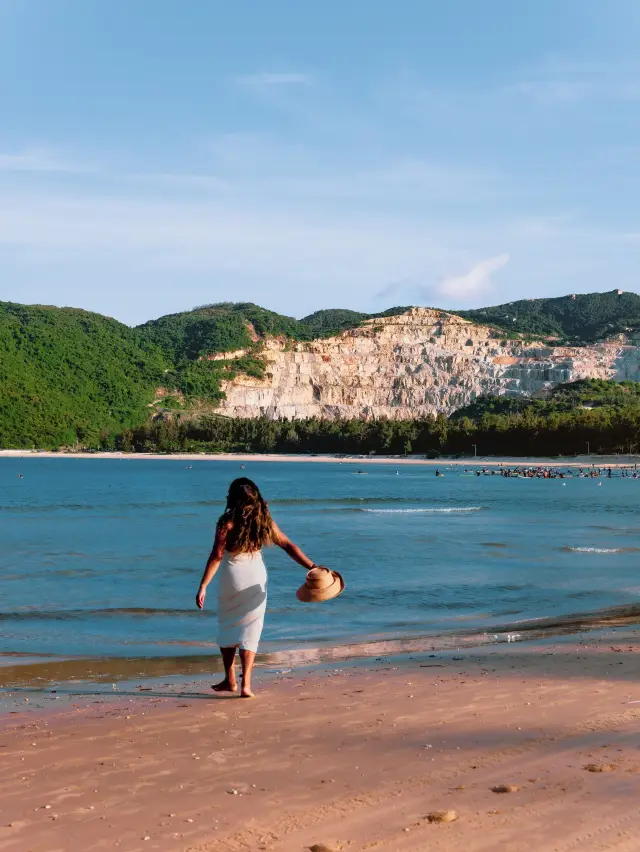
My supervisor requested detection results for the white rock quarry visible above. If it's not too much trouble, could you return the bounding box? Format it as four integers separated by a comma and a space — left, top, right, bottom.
216, 308, 640, 420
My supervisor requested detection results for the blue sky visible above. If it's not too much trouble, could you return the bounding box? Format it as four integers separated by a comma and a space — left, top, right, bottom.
2, 1, 640, 325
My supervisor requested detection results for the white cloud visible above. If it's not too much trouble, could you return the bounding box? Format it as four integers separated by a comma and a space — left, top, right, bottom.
437, 253, 510, 299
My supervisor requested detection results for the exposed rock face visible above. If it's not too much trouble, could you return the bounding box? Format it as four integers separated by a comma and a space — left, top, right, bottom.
217, 308, 640, 419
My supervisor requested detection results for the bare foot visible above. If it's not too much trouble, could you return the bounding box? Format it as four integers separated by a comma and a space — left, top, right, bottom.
241, 686, 256, 699
211, 678, 238, 693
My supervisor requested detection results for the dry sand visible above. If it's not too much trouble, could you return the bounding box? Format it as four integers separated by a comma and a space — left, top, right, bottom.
1, 449, 638, 468
1, 638, 639, 852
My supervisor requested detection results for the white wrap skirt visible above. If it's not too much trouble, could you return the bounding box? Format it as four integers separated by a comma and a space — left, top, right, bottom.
216, 550, 267, 652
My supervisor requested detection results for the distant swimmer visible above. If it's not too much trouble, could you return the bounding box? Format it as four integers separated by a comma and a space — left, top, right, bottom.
240, 464, 246, 470
18, 474, 23, 479
435, 469, 444, 477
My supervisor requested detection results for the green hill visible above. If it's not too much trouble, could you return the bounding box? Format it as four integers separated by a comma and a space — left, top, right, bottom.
457, 290, 640, 341
0, 300, 410, 447
135, 302, 301, 362
3, 291, 640, 449
134, 302, 410, 405
135, 302, 409, 361
0, 302, 164, 448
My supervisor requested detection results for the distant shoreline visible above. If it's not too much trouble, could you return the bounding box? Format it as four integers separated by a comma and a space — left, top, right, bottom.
0, 449, 638, 467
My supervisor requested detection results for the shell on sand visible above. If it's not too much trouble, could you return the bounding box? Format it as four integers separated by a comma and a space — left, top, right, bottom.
490, 784, 520, 793
583, 763, 616, 773
426, 810, 458, 823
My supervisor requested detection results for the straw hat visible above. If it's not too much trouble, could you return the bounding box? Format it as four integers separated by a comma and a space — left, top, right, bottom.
296, 565, 345, 603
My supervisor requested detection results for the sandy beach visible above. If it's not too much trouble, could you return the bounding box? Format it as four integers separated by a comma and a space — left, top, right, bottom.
2, 636, 639, 852
1, 449, 639, 468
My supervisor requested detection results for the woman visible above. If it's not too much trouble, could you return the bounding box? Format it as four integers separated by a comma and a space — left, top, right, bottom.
196, 477, 316, 698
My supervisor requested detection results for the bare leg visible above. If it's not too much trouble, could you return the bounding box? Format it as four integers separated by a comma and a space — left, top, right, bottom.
239, 649, 257, 698
212, 646, 238, 692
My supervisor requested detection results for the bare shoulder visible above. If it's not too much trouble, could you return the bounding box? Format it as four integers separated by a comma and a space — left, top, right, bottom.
216, 517, 234, 536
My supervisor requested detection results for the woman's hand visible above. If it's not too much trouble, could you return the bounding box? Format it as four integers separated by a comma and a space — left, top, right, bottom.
196, 586, 206, 610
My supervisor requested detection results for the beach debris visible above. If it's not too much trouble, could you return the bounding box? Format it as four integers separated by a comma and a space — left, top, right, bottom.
426, 810, 458, 823
584, 763, 616, 773
491, 784, 520, 793
309, 845, 339, 852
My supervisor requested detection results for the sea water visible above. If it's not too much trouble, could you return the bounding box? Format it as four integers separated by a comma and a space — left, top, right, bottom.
1, 458, 639, 683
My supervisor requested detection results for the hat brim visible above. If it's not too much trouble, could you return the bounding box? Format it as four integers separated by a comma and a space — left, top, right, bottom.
296, 571, 345, 603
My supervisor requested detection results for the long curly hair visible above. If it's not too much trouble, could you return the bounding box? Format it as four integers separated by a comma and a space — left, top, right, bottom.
219, 478, 278, 553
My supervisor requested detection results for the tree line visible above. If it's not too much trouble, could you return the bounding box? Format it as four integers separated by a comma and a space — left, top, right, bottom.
101, 405, 640, 458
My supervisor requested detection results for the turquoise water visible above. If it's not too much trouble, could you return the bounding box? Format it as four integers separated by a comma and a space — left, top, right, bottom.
1, 459, 639, 674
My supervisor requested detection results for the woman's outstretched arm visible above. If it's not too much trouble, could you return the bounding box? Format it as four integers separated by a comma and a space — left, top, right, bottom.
272, 521, 315, 570
196, 521, 230, 609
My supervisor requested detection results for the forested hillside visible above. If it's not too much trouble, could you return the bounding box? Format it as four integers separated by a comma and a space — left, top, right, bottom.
451, 379, 640, 420
2, 292, 640, 449
136, 302, 408, 361
135, 302, 410, 406
0, 301, 409, 446
459, 290, 640, 341
0, 302, 164, 447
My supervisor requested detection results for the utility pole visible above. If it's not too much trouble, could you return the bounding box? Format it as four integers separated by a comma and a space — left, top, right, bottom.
472, 444, 477, 459
586, 441, 590, 456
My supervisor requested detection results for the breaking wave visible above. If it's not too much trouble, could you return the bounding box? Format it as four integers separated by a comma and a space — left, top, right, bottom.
359, 506, 483, 514
564, 546, 637, 554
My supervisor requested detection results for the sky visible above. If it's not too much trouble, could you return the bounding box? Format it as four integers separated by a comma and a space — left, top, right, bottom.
2, 0, 640, 326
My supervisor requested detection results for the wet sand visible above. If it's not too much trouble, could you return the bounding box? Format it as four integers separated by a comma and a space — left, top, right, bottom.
1, 637, 639, 851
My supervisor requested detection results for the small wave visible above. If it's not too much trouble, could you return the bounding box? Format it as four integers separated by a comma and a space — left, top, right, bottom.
359, 506, 482, 514
564, 546, 636, 554
0, 607, 207, 622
